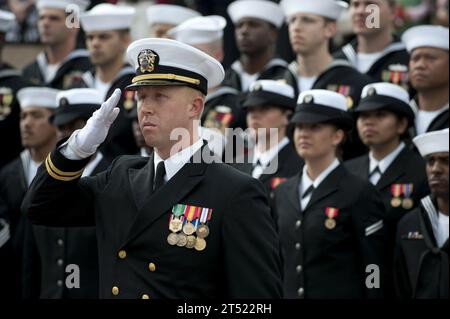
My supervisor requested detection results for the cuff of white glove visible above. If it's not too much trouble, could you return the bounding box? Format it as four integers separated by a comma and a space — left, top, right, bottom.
60, 130, 97, 160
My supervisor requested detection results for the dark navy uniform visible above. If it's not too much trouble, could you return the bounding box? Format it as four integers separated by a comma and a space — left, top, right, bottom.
273, 164, 387, 299
0, 64, 30, 169
283, 60, 374, 109
72, 65, 139, 159
22, 50, 92, 90
232, 141, 303, 199
394, 195, 449, 299
22, 143, 283, 299
346, 147, 429, 245
334, 38, 411, 93
223, 58, 291, 92
410, 100, 449, 137
0, 150, 108, 299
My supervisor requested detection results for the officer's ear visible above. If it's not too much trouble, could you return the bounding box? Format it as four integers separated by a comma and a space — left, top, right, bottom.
187, 89, 205, 119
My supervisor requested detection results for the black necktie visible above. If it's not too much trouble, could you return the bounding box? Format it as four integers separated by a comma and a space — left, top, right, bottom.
369, 166, 381, 178
153, 161, 166, 191
302, 185, 315, 199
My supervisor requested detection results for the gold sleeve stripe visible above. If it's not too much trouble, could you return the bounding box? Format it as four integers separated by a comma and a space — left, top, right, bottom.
132, 73, 201, 85
45, 158, 82, 182
46, 154, 84, 177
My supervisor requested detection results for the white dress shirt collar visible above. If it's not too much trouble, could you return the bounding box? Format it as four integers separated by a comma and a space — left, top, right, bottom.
369, 142, 405, 175
252, 137, 290, 167
153, 138, 204, 182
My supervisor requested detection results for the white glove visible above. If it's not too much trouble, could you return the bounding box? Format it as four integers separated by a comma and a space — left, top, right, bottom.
66, 89, 121, 159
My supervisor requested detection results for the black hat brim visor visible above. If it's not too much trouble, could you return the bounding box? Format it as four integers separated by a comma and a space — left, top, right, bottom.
355, 95, 415, 127
290, 104, 353, 131
243, 92, 296, 111
51, 105, 99, 127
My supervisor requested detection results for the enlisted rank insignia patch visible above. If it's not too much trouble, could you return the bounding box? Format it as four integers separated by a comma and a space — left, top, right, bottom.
0, 87, 13, 120
138, 49, 159, 74
167, 204, 213, 251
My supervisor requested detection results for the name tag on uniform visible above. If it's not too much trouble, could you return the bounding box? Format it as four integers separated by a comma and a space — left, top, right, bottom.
167, 204, 213, 251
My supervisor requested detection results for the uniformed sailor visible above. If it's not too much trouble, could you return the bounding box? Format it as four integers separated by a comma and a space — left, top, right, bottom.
0, 10, 31, 169
345, 82, 430, 296
280, 0, 375, 160
22, 38, 283, 299
0, 87, 59, 299
77, 3, 138, 159
402, 25, 449, 136
225, 0, 290, 92
394, 128, 449, 299
22, 0, 92, 89
273, 89, 387, 299
334, 0, 411, 92
232, 80, 303, 198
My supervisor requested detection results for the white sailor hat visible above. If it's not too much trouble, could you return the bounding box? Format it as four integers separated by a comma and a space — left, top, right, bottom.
126, 38, 225, 95
243, 80, 296, 110
36, 0, 90, 12
280, 0, 349, 21
402, 25, 449, 53
52, 88, 102, 126
168, 15, 226, 45
146, 4, 201, 27
80, 3, 135, 32
356, 82, 415, 127
291, 89, 353, 130
17, 87, 59, 110
413, 129, 449, 158
228, 0, 285, 29
0, 9, 15, 33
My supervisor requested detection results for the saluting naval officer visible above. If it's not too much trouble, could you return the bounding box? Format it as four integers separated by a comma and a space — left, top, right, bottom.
345, 82, 429, 297
232, 80, 303, 198
273, 90, 387, 299
22, 38, 283, 299
394, 129, 449, 299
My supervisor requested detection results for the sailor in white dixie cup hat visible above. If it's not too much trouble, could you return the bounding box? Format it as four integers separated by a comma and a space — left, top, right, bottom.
394, 128, 449, 299
273, 89, 387, 299
402, 25, 449, 137
23, 0, 91, 89
22, 38, 283, 299
146, 4, 200, 39
225, 0, 290, 92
